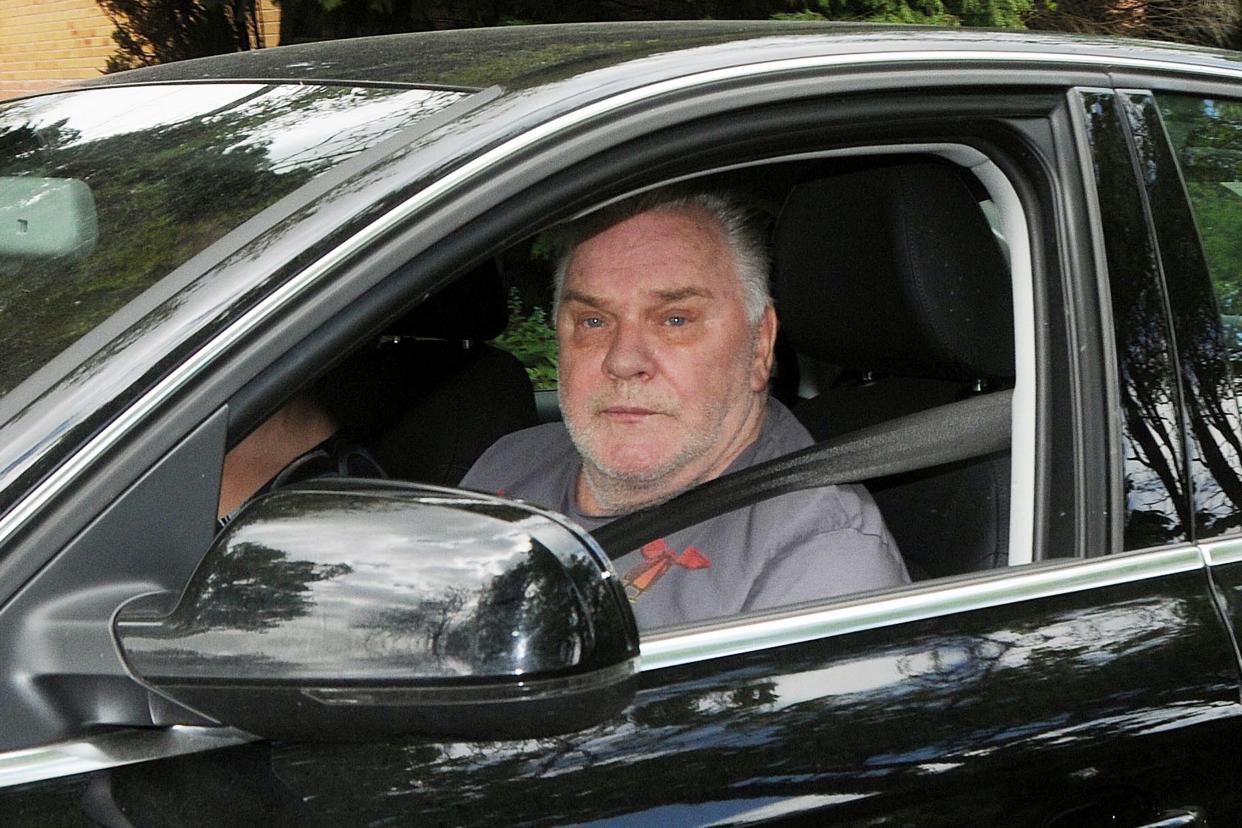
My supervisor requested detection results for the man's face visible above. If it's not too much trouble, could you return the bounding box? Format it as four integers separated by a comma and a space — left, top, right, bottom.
556, 207, 776, 508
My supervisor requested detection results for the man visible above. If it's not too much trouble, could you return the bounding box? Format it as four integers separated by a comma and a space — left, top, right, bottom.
462, 190, 908, 629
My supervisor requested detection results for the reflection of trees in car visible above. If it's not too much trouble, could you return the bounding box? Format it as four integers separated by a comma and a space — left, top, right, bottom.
0, 98, 297, 395
473, 549, 582, 671
1130, 94, 1242, 538
0, 84, 461, 396
1083, 94, 1189, 547
259, 584, 1221, 827
357, 586, 471, 660
179, 541, 352, 634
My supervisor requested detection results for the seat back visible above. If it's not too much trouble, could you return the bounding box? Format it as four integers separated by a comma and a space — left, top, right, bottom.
774, 161, 1014, 578
317, 261, 537, 485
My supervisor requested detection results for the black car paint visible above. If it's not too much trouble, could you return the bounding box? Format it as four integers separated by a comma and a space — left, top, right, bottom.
7, 564, 1240, 825
113, 482, 640, 742
3, 22, 1242, 827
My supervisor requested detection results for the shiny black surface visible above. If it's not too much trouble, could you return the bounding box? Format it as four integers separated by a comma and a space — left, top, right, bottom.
0, 83, 465, 400
1080, 90, 1191, 549
20, 566, 1239, 826
70, 22, 1242, 94
1119, 92, 1242, 542
114, 481, 638, 740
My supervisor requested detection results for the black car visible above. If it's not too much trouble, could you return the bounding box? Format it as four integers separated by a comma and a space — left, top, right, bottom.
4, 19, 1242, 826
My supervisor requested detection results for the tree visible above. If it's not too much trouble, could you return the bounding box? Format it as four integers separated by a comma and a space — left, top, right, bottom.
1026, 0, 1241, 48
98, 0, 266, 72
781, 0, 1033, 28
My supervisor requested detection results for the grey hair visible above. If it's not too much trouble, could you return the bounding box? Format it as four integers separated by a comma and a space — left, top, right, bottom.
552, 189, 772, 325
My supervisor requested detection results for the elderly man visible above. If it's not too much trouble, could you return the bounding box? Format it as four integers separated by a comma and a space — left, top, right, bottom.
462, 190, 908, 629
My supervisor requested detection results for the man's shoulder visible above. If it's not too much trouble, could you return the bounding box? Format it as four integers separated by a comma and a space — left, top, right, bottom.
483, 421, 572, 455
460, 421, 577, 497
750, 399, 814, 462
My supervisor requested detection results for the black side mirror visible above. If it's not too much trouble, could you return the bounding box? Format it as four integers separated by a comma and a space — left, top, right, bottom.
113, 480, 639, 741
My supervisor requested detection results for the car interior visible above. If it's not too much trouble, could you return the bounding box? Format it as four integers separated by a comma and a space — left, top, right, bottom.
226, 150, 1025, 604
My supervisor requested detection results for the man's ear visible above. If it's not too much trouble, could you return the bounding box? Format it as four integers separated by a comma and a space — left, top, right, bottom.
750, 304, 778, 392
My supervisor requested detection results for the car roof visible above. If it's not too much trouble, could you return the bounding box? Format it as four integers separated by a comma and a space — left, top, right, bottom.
74, 20, 1242, 94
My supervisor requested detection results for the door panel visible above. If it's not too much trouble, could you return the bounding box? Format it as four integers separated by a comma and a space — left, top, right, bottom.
6, 562, 1237, 826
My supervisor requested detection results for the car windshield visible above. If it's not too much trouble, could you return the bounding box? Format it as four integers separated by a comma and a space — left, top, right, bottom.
0, 82, 468, 397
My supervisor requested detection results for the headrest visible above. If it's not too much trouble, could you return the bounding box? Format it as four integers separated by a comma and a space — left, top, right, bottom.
774, 162, 1014, 381
389, 258, 509, 341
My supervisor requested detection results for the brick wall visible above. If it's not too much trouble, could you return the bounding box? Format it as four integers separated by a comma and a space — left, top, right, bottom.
0, 0, 281, 101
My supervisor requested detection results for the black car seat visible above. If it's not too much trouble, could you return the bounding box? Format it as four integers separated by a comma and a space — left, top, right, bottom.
773, 161, 1015, 579
315, 261, 538, 485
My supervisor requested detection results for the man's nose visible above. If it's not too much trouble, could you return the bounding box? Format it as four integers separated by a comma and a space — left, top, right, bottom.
602, 321, 654, 381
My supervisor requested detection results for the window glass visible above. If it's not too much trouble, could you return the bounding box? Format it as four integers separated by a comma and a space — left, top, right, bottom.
490, 233, 558, 391
1157, 95, 1242, 392
0, 83, 468, 397
1080, 90, 1190, 549
1155, 93, 1242, 538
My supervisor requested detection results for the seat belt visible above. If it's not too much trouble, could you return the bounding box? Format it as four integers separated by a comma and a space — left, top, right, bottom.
590, 389, 1012, 560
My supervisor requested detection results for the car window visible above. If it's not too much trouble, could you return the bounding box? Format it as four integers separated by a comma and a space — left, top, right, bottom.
490, 234, 559, 392
1146, 92, 1242, 540
282, 154, 1027, 634
1157, 94, 1242, 394
1081, 90, 1193, 550
0, 83, 468, 398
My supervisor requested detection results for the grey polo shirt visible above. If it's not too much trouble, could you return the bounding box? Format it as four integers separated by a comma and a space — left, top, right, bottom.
461, 399, 909, 630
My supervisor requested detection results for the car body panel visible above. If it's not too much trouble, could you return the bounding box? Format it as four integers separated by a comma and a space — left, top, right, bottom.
2, 554, 1238, 825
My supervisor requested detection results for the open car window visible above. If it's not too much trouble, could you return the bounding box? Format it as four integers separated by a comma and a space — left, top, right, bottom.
222, 147, 1031, 635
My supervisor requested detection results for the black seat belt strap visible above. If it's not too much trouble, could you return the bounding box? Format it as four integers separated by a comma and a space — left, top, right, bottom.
590, 389, 1012, 560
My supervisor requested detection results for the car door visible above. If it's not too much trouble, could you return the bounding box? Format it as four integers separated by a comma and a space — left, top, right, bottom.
1119, 81, 1242, 691
4, 54, 1242, 828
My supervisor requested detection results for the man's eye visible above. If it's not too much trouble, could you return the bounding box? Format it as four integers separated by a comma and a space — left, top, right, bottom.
666, 315, 688, 327
582, 317, 604, 329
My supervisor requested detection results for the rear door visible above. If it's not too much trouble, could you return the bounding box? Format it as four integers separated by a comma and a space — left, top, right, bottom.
1121, 81, 1242, 693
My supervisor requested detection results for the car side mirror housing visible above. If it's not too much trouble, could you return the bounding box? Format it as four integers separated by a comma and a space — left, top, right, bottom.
113, 480, 640, 741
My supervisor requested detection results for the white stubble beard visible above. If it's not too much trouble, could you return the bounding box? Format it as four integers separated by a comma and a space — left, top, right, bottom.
560, 334, 759, 514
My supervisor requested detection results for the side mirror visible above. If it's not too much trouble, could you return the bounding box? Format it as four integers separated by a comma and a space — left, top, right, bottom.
113, 481, 639, 741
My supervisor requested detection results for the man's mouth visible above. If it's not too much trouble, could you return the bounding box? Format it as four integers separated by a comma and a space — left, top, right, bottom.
599, 406, 662, 422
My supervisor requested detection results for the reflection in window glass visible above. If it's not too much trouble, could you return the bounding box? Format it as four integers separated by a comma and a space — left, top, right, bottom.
1158, 95, 1242, 393
1081, 91, 1190, 549
1157, 94, 1242, 538
0, 83, 467, 396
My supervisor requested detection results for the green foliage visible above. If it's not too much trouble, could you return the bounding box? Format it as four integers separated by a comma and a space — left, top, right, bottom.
528, 231, 560, 263
492, 288, 559, 390
772, 10, 830, 19
1160, 95, 1242, 317
780, 0, 1032, 27
1026, 0, 1240, 48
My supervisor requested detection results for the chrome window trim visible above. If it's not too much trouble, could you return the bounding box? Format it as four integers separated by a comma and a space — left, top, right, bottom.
2, 49, 1240, 552
639, 546, 1203, 671
1202, 536, 1242, 567
0, 726, 255, 790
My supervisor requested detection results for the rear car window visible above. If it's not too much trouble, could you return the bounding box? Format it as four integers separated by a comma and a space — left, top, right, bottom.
1157, 93, 1242, 395
0, 83, 467, 397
